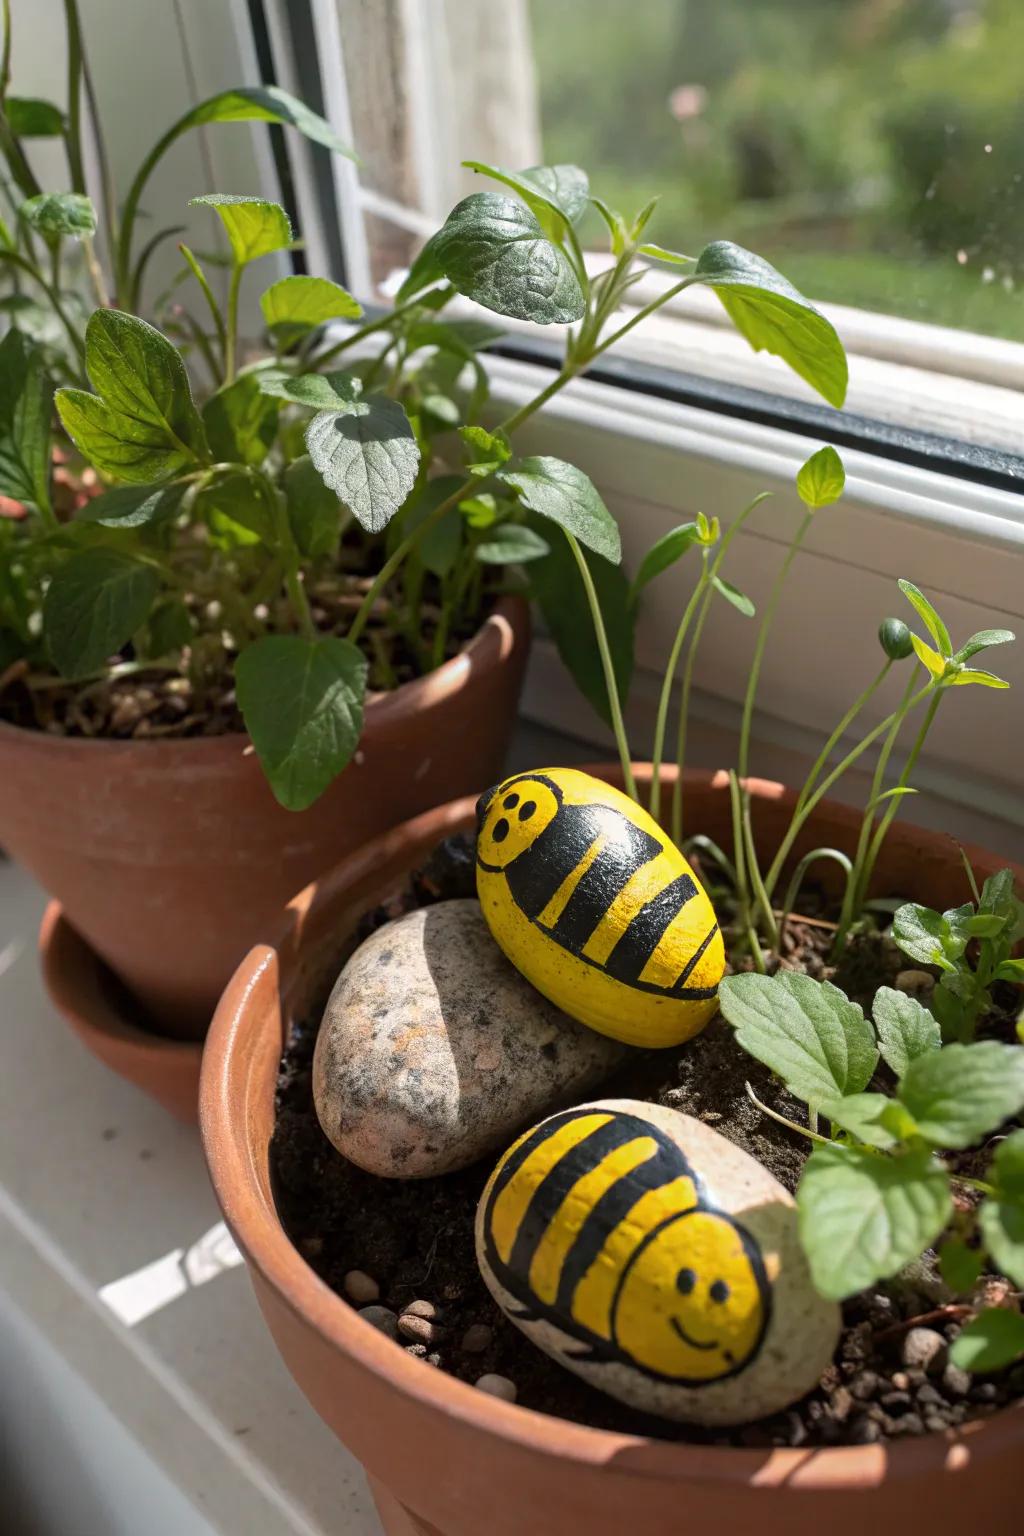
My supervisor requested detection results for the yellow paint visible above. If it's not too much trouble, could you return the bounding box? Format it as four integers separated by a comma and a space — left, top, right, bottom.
476, 767, 725, 1047
489, 1112, 612, 1264
570, 1177, 701, 1339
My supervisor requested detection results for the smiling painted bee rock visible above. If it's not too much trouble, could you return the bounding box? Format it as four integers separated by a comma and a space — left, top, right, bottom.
475, 767, 724, 1046
476, 1099, 840, 1425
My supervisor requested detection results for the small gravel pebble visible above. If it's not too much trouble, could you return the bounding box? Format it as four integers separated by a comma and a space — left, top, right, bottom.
398, 1313, 440, 1345
849, 1370, 881, 1401
970, 1382, 999, 1403
358, 1305, 399, 1340
901, 1327, 947, 1375
942, 1363, 972, 1398
406, 1342, 428, 1358
890, 1371, 910, 1390
403, 1299, 439, 1321
343, 1270, 380, 1305
475, 1373, 517, 1403
460, 1323, 494, 1354
917, 1383, 944, 1408
894, 969, 935, 997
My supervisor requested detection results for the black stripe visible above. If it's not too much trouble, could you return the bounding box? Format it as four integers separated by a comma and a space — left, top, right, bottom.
506, 1115, 649, 1278
503, 803, 601, 920
552, 1137, 690, 1315
673, 921, 720, 993
547, 816, 662, 956
603, 871, 699, 985
484, 1107, 600, 1219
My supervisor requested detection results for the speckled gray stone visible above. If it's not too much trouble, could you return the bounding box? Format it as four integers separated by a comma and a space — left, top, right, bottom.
312, 899, 625, 1178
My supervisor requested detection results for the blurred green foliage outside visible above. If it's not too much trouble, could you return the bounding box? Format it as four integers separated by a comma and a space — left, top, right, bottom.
530, 0, 1024, 341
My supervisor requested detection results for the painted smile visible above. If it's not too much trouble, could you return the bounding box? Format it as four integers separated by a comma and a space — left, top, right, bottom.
671, 1317, 717, 1351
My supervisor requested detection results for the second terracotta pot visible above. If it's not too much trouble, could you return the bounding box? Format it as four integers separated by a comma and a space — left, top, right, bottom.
1, 597, 528, 1038
200, 767, 1024, 1536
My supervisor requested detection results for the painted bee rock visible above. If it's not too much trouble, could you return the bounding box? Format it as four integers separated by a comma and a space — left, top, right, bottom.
476, 1099, 840, 1426
476, 767, 724, 1047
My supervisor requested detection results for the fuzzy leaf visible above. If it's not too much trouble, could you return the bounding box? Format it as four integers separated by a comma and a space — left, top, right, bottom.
949, 1309, 1024, 1373
305, 395, 419, 534
21, 191, 96, 239
463, 159, 590, 234
43, 549, 160, 678
954, 628, 1015, 664
235, 635, 367, 811
891, 902, 964, 971
797, 1142, 951, 1299
898, 579, 951, 656
718, 971, 878, 1107
431, 192, 585, 325
498, 456, 620, 563
190, 195, 292, 266
260, 369, 361, 410
898, 1043, 1024, 1149
260, 274, 362, 334
819, 1092, 900, 1149
872, 986, 941, 1078
76, 308, 206, 468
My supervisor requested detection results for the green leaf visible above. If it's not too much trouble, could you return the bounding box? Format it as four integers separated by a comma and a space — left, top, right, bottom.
796, 445, 845, 509
898, 579, 951, 656
259, 369, 361, 411
819, 1092, 900, 1149
867, 786, 919, 811
498, 456, 620, 563
462, 160, 590, 236
146, 598, 193, 657
202, 373, 278, 466
979, 868, 1019, 920
979, 1196, 1024, 1288
691, 241, 848, 408
909, 633, 946, 678
898, 1042, 1024, 1149
43, 549, 161, 679
76, 481, 188, 529
996, 958, 1024, 983
939, 1237, 985, 1295
198, 470, 277, 545
872, 986, 941, 1078
190, 195, 292, 266
949, 667, 1010, 689
949, 1309, 1024, 1374
460, 424, 511, 473
592, 198, 629, 254
712, 574, 755, 617
891, 902, 962, 971
529, 528, 634, 729
718, 971, 878, 1107
954, 628, 1016, 665
638, 243, 694, 266
475, 523, 550, 565
82, 307, 206, 465
797, 1142, 952, 1300
629, 523, 701, 602
305, 395, 420, 534
260, 274, 362, 335
7, 97, 65, 136
964, 912, 1008, 939
396, 239, 447, 304
21, 191, 96, 239
56, 390, 192, 483
0, 329, 51, 508
430, 193, 585, 325
992, 1129, 1024, 1197
235, 635, 367, 812
179, 85, 354, 153
284, 455, 340, 560
395, 476, 464, 578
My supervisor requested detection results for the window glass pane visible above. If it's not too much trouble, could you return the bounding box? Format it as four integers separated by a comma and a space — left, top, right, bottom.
530, 0, 1023, 343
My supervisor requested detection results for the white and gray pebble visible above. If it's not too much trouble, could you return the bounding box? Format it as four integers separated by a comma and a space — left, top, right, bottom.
313, 900, 625, 1178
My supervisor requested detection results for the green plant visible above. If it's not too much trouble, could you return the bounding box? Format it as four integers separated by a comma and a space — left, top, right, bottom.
719, 968, 1024, 1371
0, 0, 862, 810
891, 867, 1024, 1043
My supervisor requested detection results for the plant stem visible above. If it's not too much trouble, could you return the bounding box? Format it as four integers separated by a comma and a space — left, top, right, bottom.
777, 848, 852, 952
347, 477, 474, 648
0, 248, 85, 363
179, 244, 227, 373
729, 769, 765, 971
854, 690, 943, 915
738, 510, 813, 781
649, 555, 709, 822
224, 262, 242, 384
311, 293, 433, 369
745, 1082, 831, 1144
565, 529, 637, 801
794, 660, 892, 818
285, 566, 315, 640
62, 0, 87, 193
0, 0, 10, 105
498, 364, 577, 436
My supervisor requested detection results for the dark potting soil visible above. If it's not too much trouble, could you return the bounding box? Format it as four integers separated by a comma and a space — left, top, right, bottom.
270, 835, 1024, 1448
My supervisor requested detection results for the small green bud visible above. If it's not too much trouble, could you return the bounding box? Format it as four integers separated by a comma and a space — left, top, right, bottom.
879, 617, 913, 660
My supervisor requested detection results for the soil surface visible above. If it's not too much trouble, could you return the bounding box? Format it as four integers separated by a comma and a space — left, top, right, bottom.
270, 836, 1024, 1447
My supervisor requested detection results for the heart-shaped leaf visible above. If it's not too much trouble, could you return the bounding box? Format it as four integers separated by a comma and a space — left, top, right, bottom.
236, 635, 367, 811
797, 1142, 951, 1299
692, 241, 848, 408
463, 159, 590, 232
260, 274, 362, 334
21, 191, 96, 239
796, 444, 845, 509
431, 193, 585, 325
259, 369, 361, 410
497, 456, 620, 562
191, 195, 292, 266
43, 549, 161, 678
305, 395, 420, 533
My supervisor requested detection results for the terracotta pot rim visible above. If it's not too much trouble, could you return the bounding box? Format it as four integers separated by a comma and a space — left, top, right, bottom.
200, 770, 1024, 1494
0, 595, 525, 756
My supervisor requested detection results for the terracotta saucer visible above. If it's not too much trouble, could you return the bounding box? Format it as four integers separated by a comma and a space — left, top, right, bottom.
39, 900, 203, 1124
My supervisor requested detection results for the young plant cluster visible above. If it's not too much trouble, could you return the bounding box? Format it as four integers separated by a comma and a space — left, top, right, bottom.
0, 2, 859, 811
719, 936, 1024, 1373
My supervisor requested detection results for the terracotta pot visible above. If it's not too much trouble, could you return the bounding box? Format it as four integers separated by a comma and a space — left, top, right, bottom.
200, 767, 1024, 1536
0, 597, 528, 1042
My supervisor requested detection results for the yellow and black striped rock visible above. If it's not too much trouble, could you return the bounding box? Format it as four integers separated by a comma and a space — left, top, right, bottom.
476, 1099, 840, 1425
475, 767, 724, 1046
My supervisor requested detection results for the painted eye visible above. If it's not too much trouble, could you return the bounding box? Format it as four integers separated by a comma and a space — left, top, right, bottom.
676, 1268, 697, 1296
519, 800, 537, 822
492, 818, 510, 844
709, 1279, 730, 1304
502, 792, 520, 810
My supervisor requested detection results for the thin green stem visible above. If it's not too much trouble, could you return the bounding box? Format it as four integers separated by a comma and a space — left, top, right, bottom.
682, 834, 737, 887
739, 510, 813, 781
0, 248, 84, 363
794, 659, 892, 818
224, 262, 242, 384
729, 769, 765, 971
566, 530, 636, 801
588, 274, 699, 361
62, 0, 87, 194
743, 796, 779, 948
311, 293, 435, 369
179, 244, 227, 374
777, 848, 852, 952
649, 556, 709, 822
745, 1082, 831, 1144
285, 567, 315, 640
856, 691, 943, 912
498, 364, 577, 436
0, 0, 10, 105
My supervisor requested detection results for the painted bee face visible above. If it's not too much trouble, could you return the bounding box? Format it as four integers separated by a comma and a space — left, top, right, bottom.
613, 1207, 768, 1382
476, 774, 561, 872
